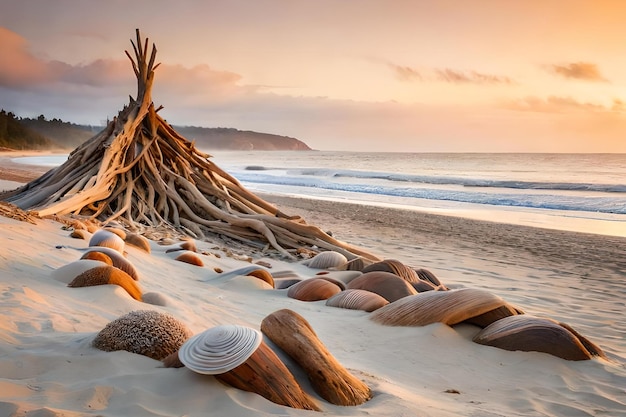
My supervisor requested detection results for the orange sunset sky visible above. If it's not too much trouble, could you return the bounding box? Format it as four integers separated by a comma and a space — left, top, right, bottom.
1, 0, 625, 152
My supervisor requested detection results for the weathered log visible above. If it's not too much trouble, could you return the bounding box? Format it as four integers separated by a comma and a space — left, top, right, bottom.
260, 309, 372, 406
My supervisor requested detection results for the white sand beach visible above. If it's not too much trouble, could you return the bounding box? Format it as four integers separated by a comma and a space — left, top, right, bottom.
1, 155, 625, 417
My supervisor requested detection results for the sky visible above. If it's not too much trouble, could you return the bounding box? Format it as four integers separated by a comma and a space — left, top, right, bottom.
1, 0, 625, 152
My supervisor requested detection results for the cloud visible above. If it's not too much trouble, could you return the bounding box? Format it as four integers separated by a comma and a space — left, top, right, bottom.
388, 63, 422, 81
503, 95, 622, 113
435, 68, 514, 84
547, 62, 608, 82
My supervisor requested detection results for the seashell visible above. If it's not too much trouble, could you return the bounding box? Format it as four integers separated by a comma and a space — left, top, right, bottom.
302, 251, 348, 269
414, 268, 445, 288
179, 325, 263, 374
70, 229, 91, 240
175, 251, 204, 266
287, 278, 342, 301
261, 309, 371, 406
411, 279, 438, 293
362, 259, 419, 283
67, 265, 142, 301
81, 247, 139, 280
326, 289, 389, 312
51, 260, 111, 284
316, 270, 362, 286
346, 271, 417, 303
370, 288, 521, 327
81, 251, 113, 265
339, 257, 373, 271
93, 310, 192, 360
124, 233, 151, 253
177, 324, 320, 410
314, 273, 346, 290
103, 226, 126, 240
473, 315, 606, 361
89, 229, 125, 254
274, 278, 302, 289
180, 239, 197, 252
142, 292, 171, 306
246, 269, 274, 288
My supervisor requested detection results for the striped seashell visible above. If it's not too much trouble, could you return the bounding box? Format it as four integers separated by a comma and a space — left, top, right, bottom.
175, 251, 204, 266
339, 257, 373, 271
346, 271, 417, 303
411, 279, 438, 293
124, 233, 151, 253
287, 278, 342, 301
414, 268, 444, 287
326, 289, 389, 312
103, 227, 127, 240
370, 288, 521, 327
473, 315, 606, 361
81, 247, 140, 281
246, 269, 274, 288
178, 325, 263, 374
362, 259, 419, 283
302, 251, 348, 269
89, 229, 126, 254
68, 265, 142, 301
314, 273, 346, 290
51, 259, 111, 284
93, 310, 192, 360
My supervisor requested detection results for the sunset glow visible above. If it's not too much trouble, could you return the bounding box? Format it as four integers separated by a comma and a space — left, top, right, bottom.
1, 0, 625, 152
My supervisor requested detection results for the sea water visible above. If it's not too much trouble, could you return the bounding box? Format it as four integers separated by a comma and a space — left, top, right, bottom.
12, 151, 626, 237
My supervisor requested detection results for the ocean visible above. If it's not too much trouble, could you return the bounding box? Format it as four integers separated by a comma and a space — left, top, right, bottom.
12, 151, 626, 237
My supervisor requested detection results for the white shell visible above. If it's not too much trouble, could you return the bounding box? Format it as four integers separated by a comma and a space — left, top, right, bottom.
178, 325, 262, 375
302, 251, 348, 269
89, 230, 125, 254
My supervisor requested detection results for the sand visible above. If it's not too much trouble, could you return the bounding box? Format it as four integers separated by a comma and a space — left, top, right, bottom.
1, 154, 625, 417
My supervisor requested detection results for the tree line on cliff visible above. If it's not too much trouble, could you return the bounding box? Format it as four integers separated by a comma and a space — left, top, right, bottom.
0, 110, 311, 151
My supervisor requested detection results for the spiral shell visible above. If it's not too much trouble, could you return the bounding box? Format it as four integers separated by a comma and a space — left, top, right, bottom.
325, 289, 389, 312
178, 325, 263, 374
302, 251, 348, 269
287, 278, 342, 301
89, 229, 126, 254
347, 271, 417, 303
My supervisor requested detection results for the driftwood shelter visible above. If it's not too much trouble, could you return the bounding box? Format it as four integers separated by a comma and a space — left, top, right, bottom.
0, 30, 379, 262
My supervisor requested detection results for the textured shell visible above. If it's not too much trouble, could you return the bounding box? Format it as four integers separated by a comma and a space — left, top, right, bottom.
346, 271, 417, 303
81, 247, 140, 281
67, 265, 142, 301
473, 315, 605, 361
93, 310, 193, 360
287, 278, 342, 301
370, 288, 520, 327
414, 268, 444, 287
81, 251, 113, 265
103, 227, 127, 240
89, 230, 126, 254
302, 251, 348, 269
325, 289, 389, 312
175, 251, 204, 266
411, 279, 438, 293
362, 259, 419, 283
339, 257, 373, 271
178, 325, 263, 374
124, 233, 151, 253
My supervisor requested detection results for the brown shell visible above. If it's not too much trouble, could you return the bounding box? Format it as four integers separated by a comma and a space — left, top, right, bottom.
361, 259, 419, 283
274, 278, 302, 289
287, 278, 342, 301
473, 315, 605, 361
246, 269, 274, 288
81, 247, 140, 281
68, 265, 142, 301
103, 227, 127, 240
175, 251, 204, 266
325, 289, 389, 312
81, 251, 113, 266
124, 233, 151, 253
346, 271, 417, 303
370, 288, 521, 327
414, 268, 444, 287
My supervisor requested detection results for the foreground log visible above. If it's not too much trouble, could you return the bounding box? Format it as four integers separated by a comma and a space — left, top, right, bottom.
261, 309, 372, 406
0, 29, 380, 263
